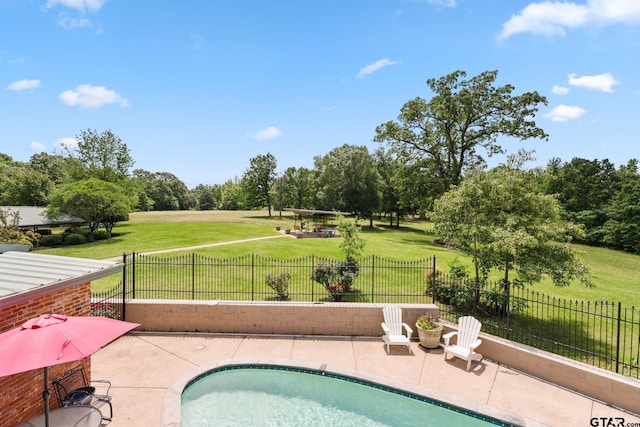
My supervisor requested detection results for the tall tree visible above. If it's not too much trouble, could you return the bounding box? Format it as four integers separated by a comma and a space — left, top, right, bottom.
132, 169, 193, 211
65, 129, 134, 182
433, 153, 590, 302
603, 159, 640, 253
281, 166, 316, 210
4, 166, 52, 206
374, 70, 548, 197
543, 157, 620, 245
192, 184, 220, 210
314, 144, 381, 225
241, 153, 277, 216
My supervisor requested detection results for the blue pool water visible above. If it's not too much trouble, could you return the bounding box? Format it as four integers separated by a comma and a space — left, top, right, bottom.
181, 365, 516, 427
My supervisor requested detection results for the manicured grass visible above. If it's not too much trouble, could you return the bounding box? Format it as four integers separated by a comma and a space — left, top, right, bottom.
37, 210, 640, 306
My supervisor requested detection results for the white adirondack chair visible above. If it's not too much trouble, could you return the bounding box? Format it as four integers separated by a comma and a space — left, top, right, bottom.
443, 316, 483, 371
381, 305, 413, 354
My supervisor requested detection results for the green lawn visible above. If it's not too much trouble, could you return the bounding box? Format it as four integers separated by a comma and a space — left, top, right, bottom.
36, 210, 640, 306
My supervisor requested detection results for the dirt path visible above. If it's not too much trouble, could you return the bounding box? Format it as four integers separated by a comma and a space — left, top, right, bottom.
103, 234, 288, 261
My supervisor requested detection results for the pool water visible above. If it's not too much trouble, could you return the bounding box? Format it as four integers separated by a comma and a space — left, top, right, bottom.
181, 365, 515, 427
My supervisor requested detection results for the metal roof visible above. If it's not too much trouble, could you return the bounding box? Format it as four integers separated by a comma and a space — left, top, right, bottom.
283, 208, 351, 216
0, 251, 123, 308
1, 206, 85, 228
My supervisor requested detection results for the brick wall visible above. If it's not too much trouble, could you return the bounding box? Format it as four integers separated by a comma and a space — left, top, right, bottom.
0, 282, 92, 427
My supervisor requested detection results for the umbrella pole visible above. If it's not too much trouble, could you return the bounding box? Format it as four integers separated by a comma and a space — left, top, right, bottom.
43, 367, 50, 427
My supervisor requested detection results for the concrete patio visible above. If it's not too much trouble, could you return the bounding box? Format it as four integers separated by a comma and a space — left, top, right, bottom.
91, 333, 640, 427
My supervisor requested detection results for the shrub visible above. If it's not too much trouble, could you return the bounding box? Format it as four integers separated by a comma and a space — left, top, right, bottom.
91, 302, 120, 319
265, 272, 290, 300
64, 233, 86, 245
311, 258, 360, 301
93, 230, 111, 240
40, 234, 64, 246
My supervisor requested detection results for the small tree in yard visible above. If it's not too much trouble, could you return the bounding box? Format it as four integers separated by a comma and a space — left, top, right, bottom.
46, 178, 131, 241
433, 153, 591, 312
311, 217, 366, 301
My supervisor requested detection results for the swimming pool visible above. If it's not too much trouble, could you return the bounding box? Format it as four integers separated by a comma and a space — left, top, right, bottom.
179, 363, 519, 427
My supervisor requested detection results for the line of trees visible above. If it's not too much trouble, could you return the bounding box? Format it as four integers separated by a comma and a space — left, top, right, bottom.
0, 70, 637, 256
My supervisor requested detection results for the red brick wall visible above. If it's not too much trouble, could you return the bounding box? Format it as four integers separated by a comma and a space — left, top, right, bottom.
0, 282, 92, 427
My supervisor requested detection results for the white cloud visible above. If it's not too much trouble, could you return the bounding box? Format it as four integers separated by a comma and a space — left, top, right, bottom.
545, 104, 587, 121
7, 79, 41, 91
46, 0, 106, 13
252, 126, 282, 141
427, 0, 456, 7
568, 72, 619, 92
552, 85, 570, 95
498, 0, 640, 40
29, 141, 46, 152
56, 137, 78, 150
358, 58, 398, 79
58, 15, 93, 29
59, 84, 129, 108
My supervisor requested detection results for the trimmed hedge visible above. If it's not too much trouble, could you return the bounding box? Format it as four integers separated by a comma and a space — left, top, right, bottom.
64, 233, 86, 245
40, 234, 63, 246
93, 230, 111, 240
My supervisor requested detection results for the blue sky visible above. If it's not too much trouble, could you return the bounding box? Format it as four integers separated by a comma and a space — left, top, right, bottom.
1, 0, 639, 188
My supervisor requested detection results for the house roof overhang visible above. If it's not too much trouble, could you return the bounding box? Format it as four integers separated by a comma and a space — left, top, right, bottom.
0, 251, 122, 310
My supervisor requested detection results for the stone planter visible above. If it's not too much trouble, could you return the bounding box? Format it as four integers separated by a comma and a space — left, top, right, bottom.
416, 323, 443, 349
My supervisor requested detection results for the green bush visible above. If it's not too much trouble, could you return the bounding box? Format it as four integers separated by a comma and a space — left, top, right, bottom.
40, 234, 64, 246
93, 230, 111, 240
64, 233, 86, 245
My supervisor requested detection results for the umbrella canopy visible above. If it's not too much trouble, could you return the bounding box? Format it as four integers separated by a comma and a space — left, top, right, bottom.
0, 313, 139, 426
0, 314, 140, 377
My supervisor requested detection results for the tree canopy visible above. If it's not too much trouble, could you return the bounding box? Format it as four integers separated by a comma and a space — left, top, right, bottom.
46, 178, 131, 240
433, 153, 591, 291
65, 128, 134, 182
374, 70, 548, 197
314, 144, 381, 225
241, 153, 277, 217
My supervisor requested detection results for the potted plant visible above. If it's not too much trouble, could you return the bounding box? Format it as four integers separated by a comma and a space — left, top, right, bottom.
415, 313, 443, 349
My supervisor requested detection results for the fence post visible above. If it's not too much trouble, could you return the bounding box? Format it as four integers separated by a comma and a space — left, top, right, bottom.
431, 256, 437, 304
370, 255, 375, 303
251, 253, 255, 301
121, 252, 127, 321
311, 254, 315, 302
131, 251, 136, 299
191, 253, 195, 300
616, 301, 622, 374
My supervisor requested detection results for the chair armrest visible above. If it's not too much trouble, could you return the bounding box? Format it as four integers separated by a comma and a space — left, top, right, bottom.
381, 322, 390, 334
402, 323, 413, 337
470, 339, 482, 351
442, 331, 457, 346
92, 379, 111, 395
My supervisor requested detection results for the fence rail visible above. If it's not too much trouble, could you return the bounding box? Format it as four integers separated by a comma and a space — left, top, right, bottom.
91, 252, 640, 379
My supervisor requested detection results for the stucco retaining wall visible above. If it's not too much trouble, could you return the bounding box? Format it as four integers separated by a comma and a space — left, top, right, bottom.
125, 299, 438, 336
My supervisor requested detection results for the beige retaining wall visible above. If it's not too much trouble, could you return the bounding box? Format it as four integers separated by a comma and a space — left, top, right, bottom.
125, 300, 438, 336
124, 300, 640, 415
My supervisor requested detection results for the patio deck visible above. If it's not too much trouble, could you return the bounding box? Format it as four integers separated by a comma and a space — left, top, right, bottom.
91, 333, 640, 426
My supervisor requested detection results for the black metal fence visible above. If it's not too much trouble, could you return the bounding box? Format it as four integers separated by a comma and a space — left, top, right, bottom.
430, 273, 640, 378
91, 252, 640, 379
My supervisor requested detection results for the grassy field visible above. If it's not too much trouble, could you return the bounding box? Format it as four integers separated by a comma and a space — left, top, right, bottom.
37, 210, 640, 306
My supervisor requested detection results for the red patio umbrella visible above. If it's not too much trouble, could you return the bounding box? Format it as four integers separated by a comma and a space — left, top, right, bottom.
0, 313, 140, 426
